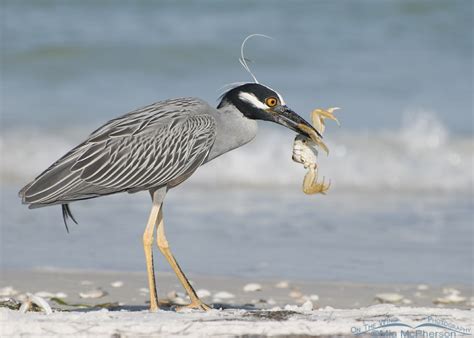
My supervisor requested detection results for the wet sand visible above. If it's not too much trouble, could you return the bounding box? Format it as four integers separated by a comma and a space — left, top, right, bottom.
1, 269, 472, 310
1, 269, 472, 337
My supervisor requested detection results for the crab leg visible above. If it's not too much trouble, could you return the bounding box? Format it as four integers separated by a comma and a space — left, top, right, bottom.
311, 107, 340, 134
302, 165, 331, 195
297, 124, 329, 155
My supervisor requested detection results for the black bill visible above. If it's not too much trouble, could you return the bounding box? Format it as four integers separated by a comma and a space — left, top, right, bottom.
270, 105, 322, 139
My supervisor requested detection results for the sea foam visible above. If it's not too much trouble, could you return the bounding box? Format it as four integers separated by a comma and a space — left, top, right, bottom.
2, 112, 472, 193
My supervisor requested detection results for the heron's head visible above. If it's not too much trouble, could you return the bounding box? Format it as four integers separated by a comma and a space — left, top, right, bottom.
218, 83, 322, 139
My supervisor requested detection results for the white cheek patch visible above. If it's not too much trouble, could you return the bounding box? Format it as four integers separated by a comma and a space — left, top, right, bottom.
239, 92, 269, 109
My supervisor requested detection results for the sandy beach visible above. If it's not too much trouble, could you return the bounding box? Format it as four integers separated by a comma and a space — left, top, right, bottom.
1, 269, 472, 336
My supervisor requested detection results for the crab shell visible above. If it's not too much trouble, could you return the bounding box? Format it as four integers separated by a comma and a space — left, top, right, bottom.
292, 135, 319, 169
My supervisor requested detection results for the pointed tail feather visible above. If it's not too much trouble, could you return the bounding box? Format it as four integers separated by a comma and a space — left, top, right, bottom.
61, 204, 78, 233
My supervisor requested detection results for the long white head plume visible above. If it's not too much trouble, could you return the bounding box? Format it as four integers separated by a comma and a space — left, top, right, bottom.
239, 34, 273, 84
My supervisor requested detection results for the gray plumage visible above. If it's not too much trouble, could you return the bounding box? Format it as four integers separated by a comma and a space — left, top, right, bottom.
20, 98, 221, 208
18, 73, 323, 311
19, 83, 317, 231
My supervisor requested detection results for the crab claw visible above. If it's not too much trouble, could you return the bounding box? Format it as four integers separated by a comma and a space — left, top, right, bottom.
324, 107, 341, 124
314, 138, 329, 156
311, 107, 341, 134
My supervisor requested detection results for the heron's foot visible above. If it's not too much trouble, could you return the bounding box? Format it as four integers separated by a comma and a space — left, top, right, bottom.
176, 300, 212, 312
149, 303, 160, 312
311, 107, 340, 127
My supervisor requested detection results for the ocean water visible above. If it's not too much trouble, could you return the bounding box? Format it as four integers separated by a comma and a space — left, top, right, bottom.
1, 0, 472, 284
1, 186, 473, 285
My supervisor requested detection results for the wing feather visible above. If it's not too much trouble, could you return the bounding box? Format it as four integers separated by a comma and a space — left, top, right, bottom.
20, 98, 216, 206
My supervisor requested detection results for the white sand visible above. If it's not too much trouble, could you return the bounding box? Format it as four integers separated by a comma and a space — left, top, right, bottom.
1, 304, 472, 337
1, 270, 472, 336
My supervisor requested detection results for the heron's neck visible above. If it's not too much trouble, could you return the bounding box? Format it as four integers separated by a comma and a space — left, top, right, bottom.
206, 104, 258, 162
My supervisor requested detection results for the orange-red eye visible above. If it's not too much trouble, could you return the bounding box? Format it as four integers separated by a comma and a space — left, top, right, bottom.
265, 97, 278, 107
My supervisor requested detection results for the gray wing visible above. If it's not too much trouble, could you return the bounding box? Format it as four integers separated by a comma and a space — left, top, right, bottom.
20, 98, 216, 206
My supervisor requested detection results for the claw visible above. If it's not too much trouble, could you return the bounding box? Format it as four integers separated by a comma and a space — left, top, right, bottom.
294, 106, 340, 195
297, 123, 329, 155
302, 167, 331, 195
314, 138, 329, 156
176, 301, 212, 312
324, 107, 341, 125
318, 177, 331, 195
297, 107, 340, 156
311, 107, 341, 131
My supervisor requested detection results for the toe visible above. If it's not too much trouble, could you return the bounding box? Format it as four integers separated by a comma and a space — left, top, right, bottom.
176, 301, 212, 312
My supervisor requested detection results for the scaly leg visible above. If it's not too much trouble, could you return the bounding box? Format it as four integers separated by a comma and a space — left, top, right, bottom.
143, 202, 161, 311
156, 209, 211, 311
143, 187, 167, 312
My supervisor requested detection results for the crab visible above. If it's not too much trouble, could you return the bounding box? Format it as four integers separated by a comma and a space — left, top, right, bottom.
292, 107, 340, 195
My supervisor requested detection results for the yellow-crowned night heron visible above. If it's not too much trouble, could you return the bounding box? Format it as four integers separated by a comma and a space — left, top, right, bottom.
19, 82, 322, 311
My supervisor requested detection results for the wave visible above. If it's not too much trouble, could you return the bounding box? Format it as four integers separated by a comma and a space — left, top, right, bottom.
2, 111, 472, 193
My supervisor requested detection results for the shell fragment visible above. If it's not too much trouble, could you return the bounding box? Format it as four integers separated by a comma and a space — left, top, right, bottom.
213, 291, 235, 299
110, 281, 124, 288
243, 283, 262, 292
375, 293, 405, 304
196, 289, 211, 298
79, 289, 107, 299
19, 294, 53, 315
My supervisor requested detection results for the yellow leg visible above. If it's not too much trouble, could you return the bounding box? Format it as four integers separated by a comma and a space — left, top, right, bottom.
143, 201, 161, 312
156, 209, 211, 311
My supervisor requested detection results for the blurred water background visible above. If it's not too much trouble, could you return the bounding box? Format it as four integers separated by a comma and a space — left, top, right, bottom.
1, 0, 472, 284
